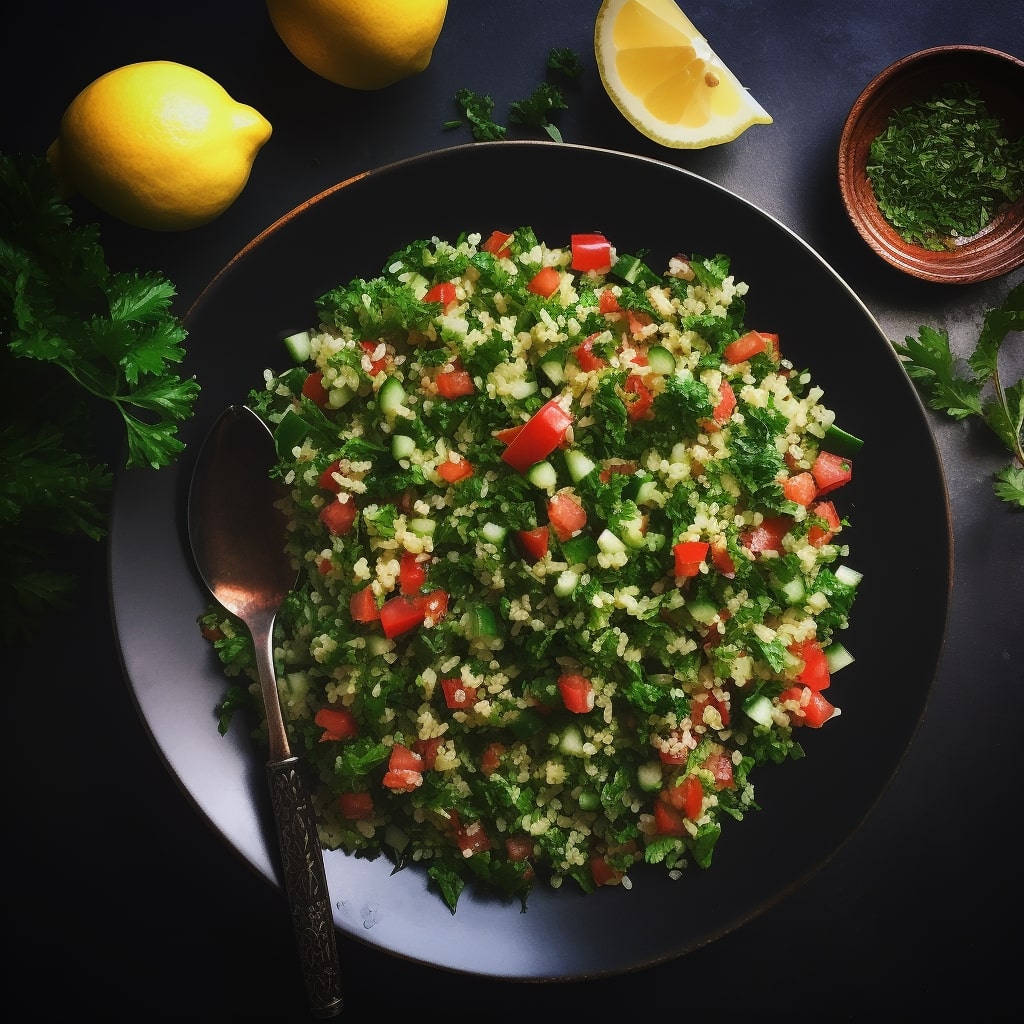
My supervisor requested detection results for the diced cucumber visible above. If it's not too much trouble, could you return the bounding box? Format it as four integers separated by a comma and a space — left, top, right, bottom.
408, 518, 435, 537
553, 569, 579, 597
378, 376, 406, 415
743, 694, 774, 727
824, 423, 864, 453
835, 564, 863, 588
560, 534, 598, 566
463, 605, 498, 638
564, 448, 596, 482
825, 641, 855, 673
391, 434, 416, 459
539, 357, 565, 385
273, 409, 311, 457
283, 330, 311, 363
480, 521, 508, 545
637, 760, 664, 792
644, 531, 667, 552
687, 599, 719, 626
596, 529, 627, 555
526, 460, 558, 490
577, 790, 600, 812
558, 724, 585, 757
779, 577, 806, 606
620, 516, 647, 549
646, 345, 675, 374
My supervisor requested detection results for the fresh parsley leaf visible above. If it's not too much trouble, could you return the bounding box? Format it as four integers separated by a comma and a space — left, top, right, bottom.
893, 281, 1023, 507
548, 47, 584, 79
450, 87, 507, 141
509, 82, 569, 143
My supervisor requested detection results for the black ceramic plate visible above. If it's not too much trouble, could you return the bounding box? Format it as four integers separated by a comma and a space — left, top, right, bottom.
109, 141, 952, 980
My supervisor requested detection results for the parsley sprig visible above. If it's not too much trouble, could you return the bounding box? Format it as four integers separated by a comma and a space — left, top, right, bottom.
892, 281, 1023, 507
1, 152, 200, 639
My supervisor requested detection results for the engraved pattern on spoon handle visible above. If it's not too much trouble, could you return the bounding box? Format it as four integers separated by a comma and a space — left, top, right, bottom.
266, 758, 344, 1018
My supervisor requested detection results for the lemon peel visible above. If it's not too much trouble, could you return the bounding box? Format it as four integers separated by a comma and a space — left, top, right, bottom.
595, 0, 772, 149
47, 61, 271, 231
266, 0, 448, 90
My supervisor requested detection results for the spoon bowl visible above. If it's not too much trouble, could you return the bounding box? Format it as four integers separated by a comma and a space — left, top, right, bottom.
187, 404, 343, 1019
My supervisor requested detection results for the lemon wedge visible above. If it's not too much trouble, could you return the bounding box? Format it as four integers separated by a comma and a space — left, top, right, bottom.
595, 0, 772, 149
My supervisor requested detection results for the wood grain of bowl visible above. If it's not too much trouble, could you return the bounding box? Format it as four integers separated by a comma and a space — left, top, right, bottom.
838, 45, 1024, 284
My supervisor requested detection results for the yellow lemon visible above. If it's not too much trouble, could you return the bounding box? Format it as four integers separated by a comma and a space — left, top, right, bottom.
47, 61, 272, 231
266, 0, 448, 90
595, 0, 772, 149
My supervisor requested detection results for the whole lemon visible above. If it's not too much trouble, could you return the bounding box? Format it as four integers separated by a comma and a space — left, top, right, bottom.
266, 0, 448, 90
47, 61, 272, 231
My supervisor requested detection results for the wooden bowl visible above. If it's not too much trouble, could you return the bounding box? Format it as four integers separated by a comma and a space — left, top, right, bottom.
838, 45, 1024, 284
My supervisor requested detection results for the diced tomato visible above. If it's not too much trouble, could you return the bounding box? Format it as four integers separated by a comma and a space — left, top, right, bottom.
505, 835, 533, 861
723, 330, 777, 364
516, 526, 550, 561
557, 672, 595, 714
481, 229, 513, 259
379, 594, 426, 638
570, 232, 613, 272
314, 706, 360, 742
338, 791, 374, 820
590, 854, 625, 886
412, 737, 443, 770
527, 265, 561, 298
599, 289, 621, 314
199, 621, 224, 642
710, 540, 736, 577
807, 500, 841, 547
436, 456, 473, 483
382, 768, 423, 791
691, 691, 730, 728
301, 369, 330, 408
349, 585, 379, 623
599, 460, 637, 483
547, 493, 587, 542
449, 809, 492, 854
657, 728, 689, 765
423, 281, 457, 310
398, 550, 427, 594
783, 472, 818, 507
740, 515, 791, 554
811, 451, 853, 495
673, 540, 710, 578
664, 774, 704, 821
415, 588, 449, 624
388, 743, 424, 772
359, 340, 387, 376
440, 676, 478, 710
653, 797, 688, 836
701, 379, 736, 430
500, 397, 573, 472
574, 333, 607, 371
318, 458, 344, 492
316, 556, 332, 576
623, 374, 654, 420
627, 309, 653, 335
319, 496, 357, 536
701, 752, 735, 790
789, 638, 831, 690
780, 685, 836, 728
480, 742, 506, 776
436, 366, 475, 399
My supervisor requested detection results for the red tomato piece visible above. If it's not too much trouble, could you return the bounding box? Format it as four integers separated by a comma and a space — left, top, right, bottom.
590, 855, 625, 886
807, 500, 841, 547
349, 585, 379, 623
388, 743, 424, 772
412, 737, 442, 770
359, 340, 387, 376
449, 811, 492, 854
527, 265, 561, 298
338, 791, 374, 820
423, 281, 457, 310
723, 330, 775, 364
599, 460, 637, 483
691, 691, 730, 728
710, 540, 736, 578
599, 289, 621, 314
623, 374, 654, 420
664, 775, 704, 821
415, 588, 449, 624
436, 456, 473, 483
500, 398, 573, 472
653, 798, 688, 836
436, 367, 475, 399
494, 424, 523, 446
627, 309, 653, 335
301, 369, 330, 408
570, 232, 613, 272
547, 493, 587, 542
481, 229, 512, 259
318, 458, 344, 493
398, 550, 427, 594
314, 706, 359, 742
740, 516, 791, 554
673, 540, 710, 578
790, 638, 831, 690
379, 595, 426, 638
811, 451, 853, 495
440, 676, 478, 710
783, 471, 818, 507
574, 333, 607, 371
505, 835, 533, 861
516, 526, 550, 561
481, 742, 506, 776
557, 672, 595, 713
319, 497, 357, 536
382, 768, 423, 791
701, 752, 735, 791
701, 379, 737, 430
780, 686, 836, 728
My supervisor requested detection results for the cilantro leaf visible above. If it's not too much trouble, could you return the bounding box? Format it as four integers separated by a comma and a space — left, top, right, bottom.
994, 465, 1024, 507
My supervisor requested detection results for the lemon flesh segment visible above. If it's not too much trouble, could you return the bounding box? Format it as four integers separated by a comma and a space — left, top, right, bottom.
596, 0, 772, 149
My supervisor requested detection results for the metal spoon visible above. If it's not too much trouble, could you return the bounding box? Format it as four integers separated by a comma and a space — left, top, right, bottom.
187, 404, 343, 1018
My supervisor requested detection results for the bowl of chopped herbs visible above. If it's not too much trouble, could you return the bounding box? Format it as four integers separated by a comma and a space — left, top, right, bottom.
838, 45, 1024, 283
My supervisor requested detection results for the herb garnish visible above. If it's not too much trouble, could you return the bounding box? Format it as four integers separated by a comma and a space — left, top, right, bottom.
866, 84, 1024, 251
1, 152, 199, 640
892, 281, 1023, 507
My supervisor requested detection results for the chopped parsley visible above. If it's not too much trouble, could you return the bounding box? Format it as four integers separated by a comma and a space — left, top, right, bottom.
866, 83, 1024, 250
893, 281, 1023, 507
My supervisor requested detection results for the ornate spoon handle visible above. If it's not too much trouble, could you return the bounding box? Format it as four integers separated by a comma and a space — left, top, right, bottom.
267, 758, 344, 1018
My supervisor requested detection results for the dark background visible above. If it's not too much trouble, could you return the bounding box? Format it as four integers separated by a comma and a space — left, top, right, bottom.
4, 1, 1022, 1019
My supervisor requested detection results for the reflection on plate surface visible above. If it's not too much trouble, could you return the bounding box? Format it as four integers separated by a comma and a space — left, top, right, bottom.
109, 141, 952, 980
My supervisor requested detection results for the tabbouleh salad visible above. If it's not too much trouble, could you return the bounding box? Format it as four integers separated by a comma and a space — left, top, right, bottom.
200, 226, 862, 913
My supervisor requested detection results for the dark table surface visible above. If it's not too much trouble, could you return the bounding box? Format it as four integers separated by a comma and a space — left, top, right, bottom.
4, 2, 1022, 1019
